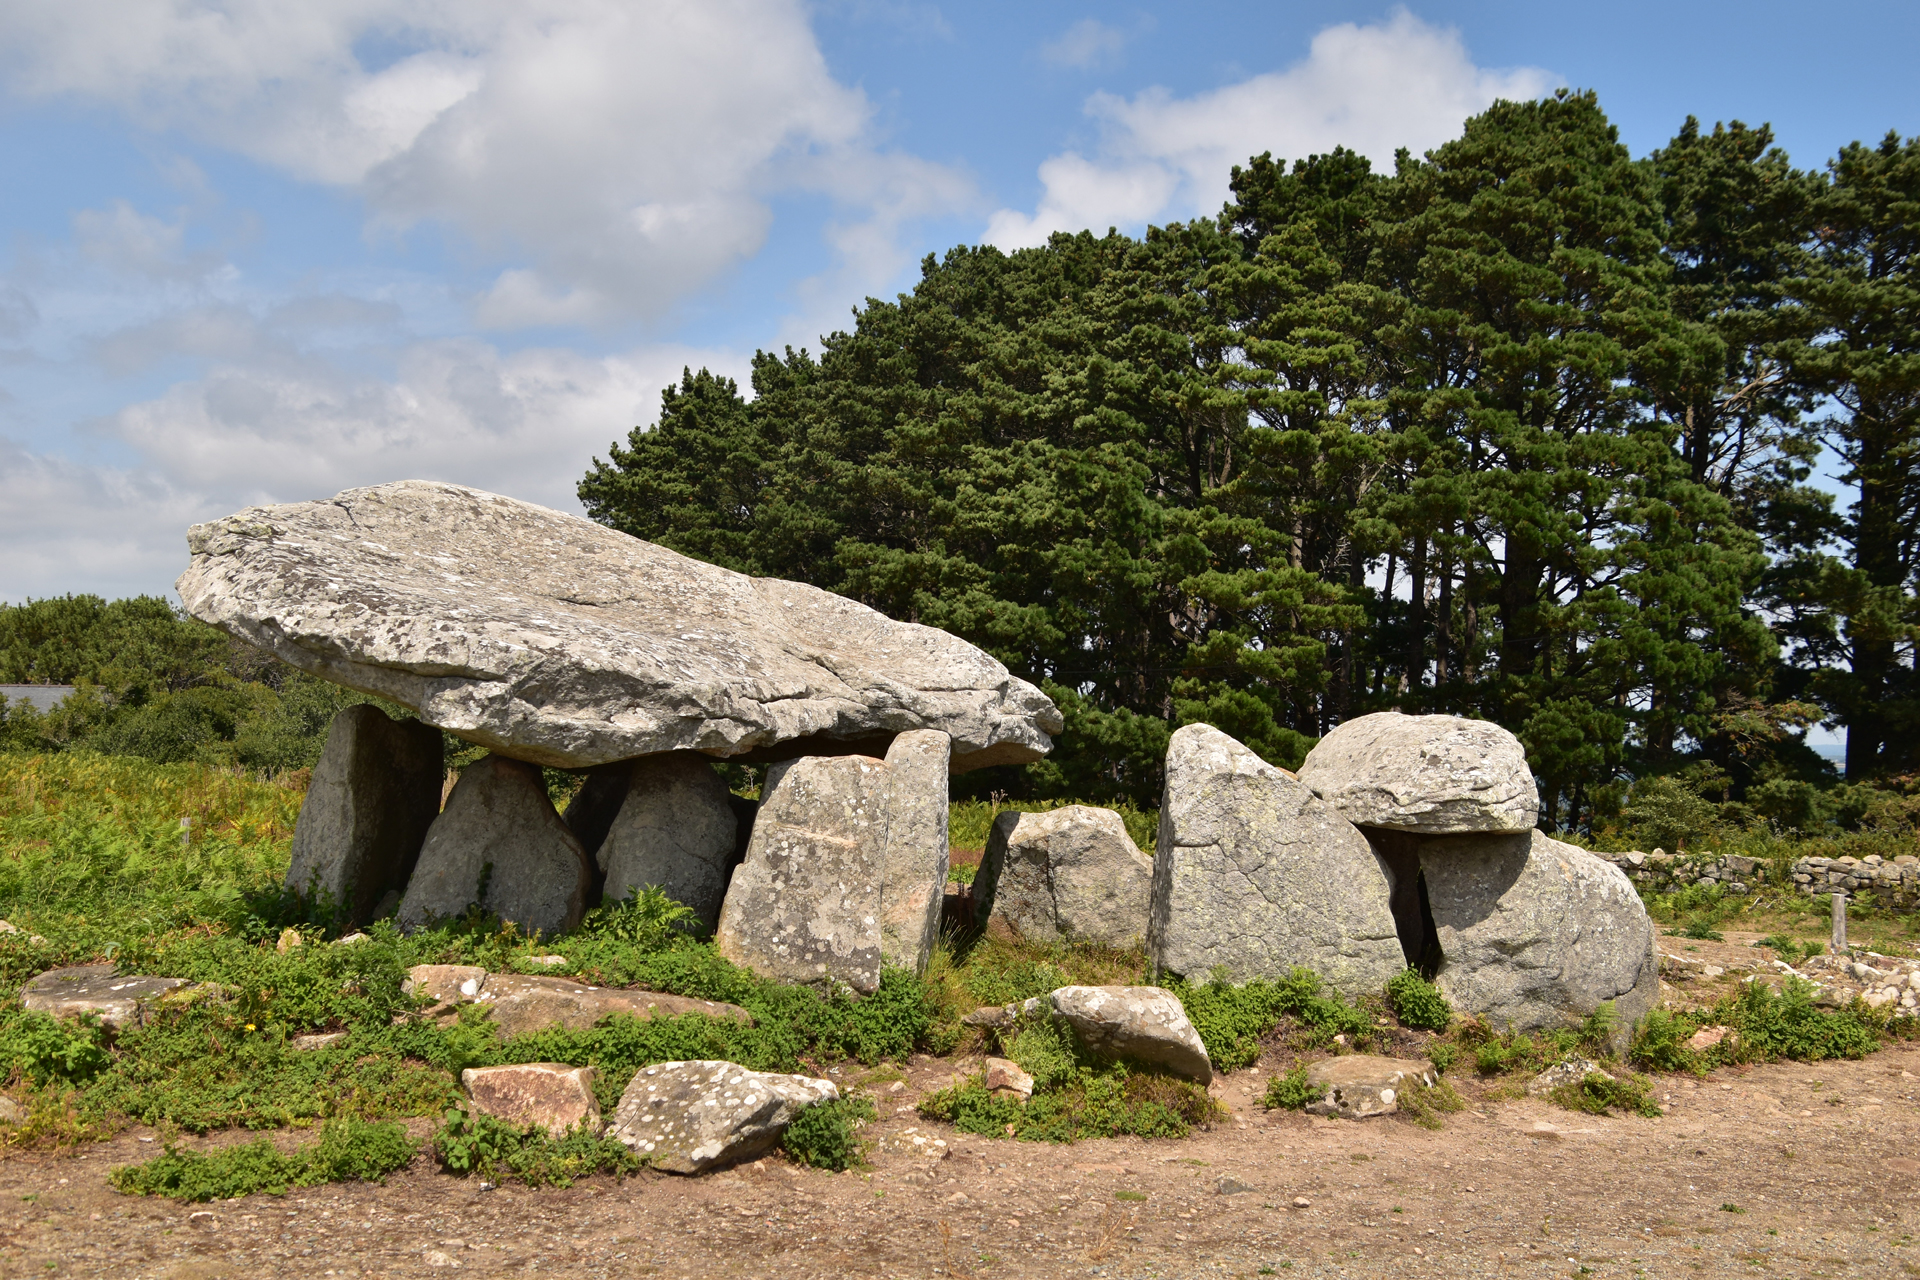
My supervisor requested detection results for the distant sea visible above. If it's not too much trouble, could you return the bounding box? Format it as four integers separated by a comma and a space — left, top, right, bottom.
1811, 743, 1846, 775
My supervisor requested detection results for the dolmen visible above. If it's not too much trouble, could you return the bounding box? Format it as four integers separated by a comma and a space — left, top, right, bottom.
1149, 713, 1657, 1047
177, 480, 1063, 980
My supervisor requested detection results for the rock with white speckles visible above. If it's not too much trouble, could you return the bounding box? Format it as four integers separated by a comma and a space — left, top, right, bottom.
174, 481, 1061, 771
20, 964, 189, 1030
1297, 711, 1537, 834
1148, 724, 1403, 995
608, 1060, 837, 1174
715, 755, 889, 992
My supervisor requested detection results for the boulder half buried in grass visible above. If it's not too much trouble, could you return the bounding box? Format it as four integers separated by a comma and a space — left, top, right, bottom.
1303, 1055, 1436, 1119
1148, 724, 1403, 995
974, 805, 1152, 947
609, 1060, 837, 1174
404, 965, 751, 1037
20, 965, 189, 1031
1421, 830, 1657, 1049
462, 1063, 601, 1137
1296, 711, 1537, 835
284, 703, 443, 927
1047, 985, 1213, 1084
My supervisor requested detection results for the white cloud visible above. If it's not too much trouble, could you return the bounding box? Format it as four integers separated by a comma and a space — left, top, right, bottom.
0, 0, 967, 327
987, 9, 1557, 249
0, 331, 744, 603
1041, 18, 1130, 70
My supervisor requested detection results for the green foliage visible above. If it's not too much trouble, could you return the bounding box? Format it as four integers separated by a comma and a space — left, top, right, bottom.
1384, 968, 1451, 1031
1720, 979, 1881, 1062
1622, 777, 1724, 852
1, 1009, 111, 1087
431, 1108, 638, 1186
1426, 1042, 1458, 1075
779, 1094, 877, 1171
1002, 1011, 1081, 1090
1760, 934, 1824, 964
110, 1117, 416, 1201
1261, 1066, 1319, 1111
1395, 1077, 1467, 1130
1549, 1072, 1664, 1118
918, 1066, 1216, 1143
1681, 918, 1726, 942
1170, 969, 1372, 1071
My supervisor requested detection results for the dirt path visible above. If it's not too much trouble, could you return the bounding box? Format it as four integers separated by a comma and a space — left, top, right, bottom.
5, 1042, 1917, 1280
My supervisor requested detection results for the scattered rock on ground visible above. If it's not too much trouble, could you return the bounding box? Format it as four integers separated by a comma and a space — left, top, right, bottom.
0, 1096, 20, 1125
608, 1060, 837, 1174
283, 703, 443, 927
974, 805, 1151, 947
462, 1063, 601, 1137
398, 754, 593, 937
289, 1032, 348, 1051
1149, 723, 1404, 994
20, 965, 188, 1030
877, 730, 951, 974
1688, 1025, 1734, 1053
403, 965, 752, 1038
982, 1058, 1035, 1099
1303, 1055, 1435, 1119
176, 480, 1061, 770
716, 755, 888, 992
1216, 1175, 1255, 1195
1527, 1058, 1613, 1095
1297, 711, 1537, 834
595, 753, 739, 931
1046, 985, 1213, 1084
1422, 830, 1657, 1051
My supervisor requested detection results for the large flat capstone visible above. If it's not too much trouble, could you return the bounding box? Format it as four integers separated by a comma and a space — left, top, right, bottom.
1297, 711, 1538, 834
1148, 724, 1404, 995
176, 481, 1061, 771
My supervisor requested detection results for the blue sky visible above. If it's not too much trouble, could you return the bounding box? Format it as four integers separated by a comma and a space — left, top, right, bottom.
0, 0, 1913, 609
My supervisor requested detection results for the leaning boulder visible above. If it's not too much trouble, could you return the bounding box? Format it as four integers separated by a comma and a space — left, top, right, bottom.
21, 965, 188, 1030
1149, 724, 1404, 995
608, 1060, 838, 1173
877, 731, 951, 973
404, 965, 752, 1038
595, 753, 739, 932
461, 1063, 601, 1137
397, 755, 592, 937
176, 481, 1061, 771
715, 755, 888, 992
284, 704, 443, 926
1047, 986, 1212, 1084
1422, 830, 1657, 1047
974, 806, 1152, 947
1297, 711, 1537, 834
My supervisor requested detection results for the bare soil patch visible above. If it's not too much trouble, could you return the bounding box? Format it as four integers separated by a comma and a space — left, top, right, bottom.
6, 1043, 1917, 1280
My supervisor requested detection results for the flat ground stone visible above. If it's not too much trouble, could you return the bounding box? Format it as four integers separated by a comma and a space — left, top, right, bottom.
609, 1060, 837, 1174
596, 753, 738, 931
1047, 985, 1212, 1084
397, 755, 592, 937
715, 755, 888, 992
403, 965, 751, 1037
877, 730, 950, 973
176, 480, 1061, 771
975, 806, 1151, 947
1148, 724, 1403, 995
20, 965, 188, 1030
1422, 830, 1657, 1049
1303, 1055, 1435, 1119
284, 704, 443, 927
1297, 711, 1537, 834
461, 1063, 601, 1137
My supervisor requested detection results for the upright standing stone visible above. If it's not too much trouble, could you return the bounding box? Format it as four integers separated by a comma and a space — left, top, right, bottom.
284, 704, 443, 926
1297, 711, 1538, 834
715, 755, 888, 992
877, 731, 950, 973
398, 754, 592, 937
560, 761, 633, 865
1421, 829, 1657, 1048
596, 754, 739, 931
975, 806, 1153, 947
1149, 724, 1403, 995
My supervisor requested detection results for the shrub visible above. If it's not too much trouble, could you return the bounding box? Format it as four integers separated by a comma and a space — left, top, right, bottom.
1385, 968, 1451, 1031
431, 1108, 638, 1187
1171, 969, 1372, 1071
1396, 1077, 1466, 1130
1630, 1009, 1705, 1074
1261, 1066, 1319, 1111
111, 1117, 416, 1201
1549, 1072, 1662, 1118
1426, 1042, 1458, 1075
2, 1009, 111, 1087
1721, 979, 1880, 1062
779, 1094, 876, 1171
918, 1065, 1216, 1143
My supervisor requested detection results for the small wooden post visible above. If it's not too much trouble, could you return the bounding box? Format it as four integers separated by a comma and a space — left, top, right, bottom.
180, 816, 191, 849
1831, 892, 1848, 956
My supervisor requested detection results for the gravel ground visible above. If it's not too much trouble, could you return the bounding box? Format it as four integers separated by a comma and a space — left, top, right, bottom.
4, 1038, 1917, 1280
